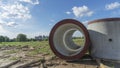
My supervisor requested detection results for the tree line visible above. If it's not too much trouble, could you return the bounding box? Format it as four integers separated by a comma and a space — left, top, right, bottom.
0, 34, 49, 42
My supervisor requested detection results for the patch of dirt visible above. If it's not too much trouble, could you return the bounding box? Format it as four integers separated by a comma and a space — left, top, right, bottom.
0, 46, 98, 68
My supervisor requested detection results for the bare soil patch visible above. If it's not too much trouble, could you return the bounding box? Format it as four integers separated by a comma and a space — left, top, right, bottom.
0, 45, 98, 68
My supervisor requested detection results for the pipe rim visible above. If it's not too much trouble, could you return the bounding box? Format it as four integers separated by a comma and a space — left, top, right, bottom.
49, 19, 90, 60
88, 18, 120, 25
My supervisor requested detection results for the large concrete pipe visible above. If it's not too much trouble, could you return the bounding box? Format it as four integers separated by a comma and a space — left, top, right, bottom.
88, 18, 120, 61
49, 19, 90, 60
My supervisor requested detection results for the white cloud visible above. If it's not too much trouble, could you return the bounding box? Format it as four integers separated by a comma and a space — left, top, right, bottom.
82, 20, 89, 26
50, 19, 55, 22
83, 20, 88, 23
66, 11, 71, 15
7, 22, 18, 27
72, 5, 94, 17
0, 0, 39, 38
0, 0, 39, 23
0, 19, 6, 25
0, 2, 31, 20
48, 23, 52, 26
19, 0, 39, 5
105, 2, 120, 10
0, 25, 8, 33
49, 19, 55, 26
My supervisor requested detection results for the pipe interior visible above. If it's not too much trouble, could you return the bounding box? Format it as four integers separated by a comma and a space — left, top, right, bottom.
53, 23, 85, 56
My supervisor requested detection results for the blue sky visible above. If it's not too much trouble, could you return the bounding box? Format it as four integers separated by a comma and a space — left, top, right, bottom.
0, 0, 120, 38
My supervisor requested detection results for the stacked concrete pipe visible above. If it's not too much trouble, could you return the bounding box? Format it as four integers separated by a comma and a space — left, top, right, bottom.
88, 18, 120, 61
49, 18, 120, 61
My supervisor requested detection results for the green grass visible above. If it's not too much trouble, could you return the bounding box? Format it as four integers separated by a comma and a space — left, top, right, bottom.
0, 41, 50, 49
72, 38, 85, 46
0, 39, 85, 56
0, 41, 48, 47
0, 41, 53, 56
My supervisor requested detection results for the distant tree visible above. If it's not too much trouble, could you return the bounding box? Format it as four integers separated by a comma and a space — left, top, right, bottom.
0, 36, 5, 42
4, 36, 9, 42
0, 36, 10, 42
9, 38, 16, 42
27, 38, 36, 41
16, 34, 27, 42
35, 35, 43, 41
43, 35, 48, 41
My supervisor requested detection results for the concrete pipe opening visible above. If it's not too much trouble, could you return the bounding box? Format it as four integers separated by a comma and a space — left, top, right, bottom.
49, 19, 90, 60
63, 29, 85, 53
